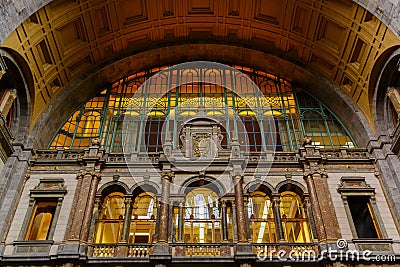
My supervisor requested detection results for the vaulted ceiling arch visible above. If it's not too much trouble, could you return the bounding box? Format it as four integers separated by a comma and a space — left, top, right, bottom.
1, 0, 400, 131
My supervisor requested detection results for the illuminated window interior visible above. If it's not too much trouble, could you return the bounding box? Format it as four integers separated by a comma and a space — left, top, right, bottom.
50, 65, 355, 152
129, 192, 157, 243
248, 191, 276, 243
25, 200, 57, 240
280, 191, 313, 243
184, 188, 223, 243
94, 192, 125, 244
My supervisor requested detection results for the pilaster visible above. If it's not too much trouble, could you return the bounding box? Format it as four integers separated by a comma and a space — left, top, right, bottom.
300, 144, 341, 243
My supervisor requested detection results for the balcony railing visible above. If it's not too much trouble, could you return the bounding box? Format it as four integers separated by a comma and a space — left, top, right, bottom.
31, 148, 371, 165
90, 242, 318, 259
127, 244, 153, 257
90, 243, 153, 257
185, 244, 221, 257
170, 243, 236, 257
91, 244, 117, 257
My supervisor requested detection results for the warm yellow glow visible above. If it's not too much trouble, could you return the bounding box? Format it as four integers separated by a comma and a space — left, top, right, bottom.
184, 188, 221, 243
238, 110, 255, 116
25, 201, 56, 240
94, 192, 125, 244
123, 110, 140, 116
180, 111, 196, 116
264, 110, 281, 116
129, 192, 157, 244
248, 192, 276, 243
280, 191, 312, 243
207, 110, 224, 116
147, 111, 165, 117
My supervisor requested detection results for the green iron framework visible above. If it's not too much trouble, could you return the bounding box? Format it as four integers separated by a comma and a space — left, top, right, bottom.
49, 65, 354, 152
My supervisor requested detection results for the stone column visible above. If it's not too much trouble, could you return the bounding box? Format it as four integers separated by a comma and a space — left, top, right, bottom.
120, 197, 133, 242
233, 173, 248, 243
178, 201, 184, 242
80, 172, 101, 241
87, 197, 102, 243
387, 87, 400, 115
304, 196, 318, 240
168, 202, 174, 242
154, 200, 160, 242
66, 170, 101, 241
221, 201, 228, 241
231, 201, 238, 241
304, 173, 327, 241
304, 170, 342, 242
157, 172, 173, 243
272, 195, 285, 241
300, 144, 341, 242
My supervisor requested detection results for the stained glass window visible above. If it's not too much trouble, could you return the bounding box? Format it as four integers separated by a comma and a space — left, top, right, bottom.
49, 64, 354, 152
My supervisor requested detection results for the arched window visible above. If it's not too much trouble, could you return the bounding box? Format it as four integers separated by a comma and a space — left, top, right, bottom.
279, 191, 313, 243
184, 188, 221, 243
49, 65, 355, 152
94, 192, 125, 244
129, 192, 157, 243
247, 191, 276, 243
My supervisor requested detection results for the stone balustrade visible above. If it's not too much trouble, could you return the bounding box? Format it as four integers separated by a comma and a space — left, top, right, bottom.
31, 148, 370, 165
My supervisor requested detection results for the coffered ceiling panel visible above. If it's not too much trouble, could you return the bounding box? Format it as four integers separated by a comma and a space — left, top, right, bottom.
2, 0, 400, 127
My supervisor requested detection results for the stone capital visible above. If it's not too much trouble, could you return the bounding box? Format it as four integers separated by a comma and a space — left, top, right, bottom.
231, 170, 243, 179
161, 171, 174, 181
303, 169, 327, 178
77, 170, 101, 180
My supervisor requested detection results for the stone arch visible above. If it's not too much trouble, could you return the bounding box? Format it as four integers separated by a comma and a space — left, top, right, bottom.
178, 175, 227, 197
130, 181, 160, 197
30, 44, 374, 150
372, 46, 400, 135
244, 180, 275, 195
0, 47, 33, 146
97, 181, 129, 198
276, 180, 308, 198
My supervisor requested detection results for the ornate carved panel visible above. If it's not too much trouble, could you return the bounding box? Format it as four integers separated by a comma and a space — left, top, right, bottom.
179, 118, 224, 158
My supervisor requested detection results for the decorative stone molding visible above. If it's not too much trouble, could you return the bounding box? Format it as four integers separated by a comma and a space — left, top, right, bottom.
179, 117, 224, 159
303, 169, 328, 178
0, 70, 5, 80
0, 112, 14, 162
302, 135, 313, 146
77, 170, 101, 180
0, 89, 17, 116
90, 137, 101, 147
161, 171, 174, 181
337, 176, 374, 195
30, 178, 67, 197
